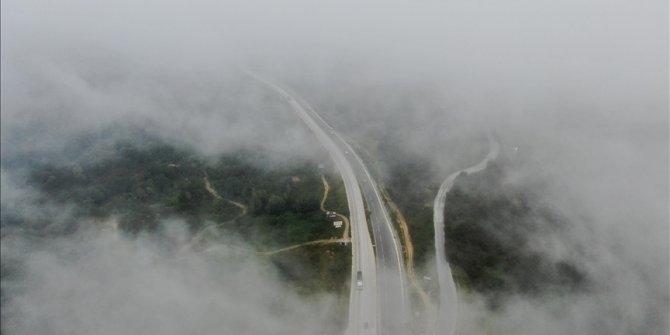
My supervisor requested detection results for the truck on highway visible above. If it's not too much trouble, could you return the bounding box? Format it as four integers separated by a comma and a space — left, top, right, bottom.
356, 271, 363, 289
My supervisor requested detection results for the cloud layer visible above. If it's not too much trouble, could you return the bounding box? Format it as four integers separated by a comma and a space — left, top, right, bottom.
1, 222, 341, 335
1, 0, 667, 334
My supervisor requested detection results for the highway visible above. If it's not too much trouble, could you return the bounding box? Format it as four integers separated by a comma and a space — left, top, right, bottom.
433, 134, 500, 335
344, 143, 410, 335
247, 72, 379, 335
285, 86, 410, 335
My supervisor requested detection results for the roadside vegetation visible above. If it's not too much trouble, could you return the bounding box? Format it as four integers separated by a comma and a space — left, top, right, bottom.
379, 154, 437, 267
322, 175, 349, 219
354, 137, 458, 326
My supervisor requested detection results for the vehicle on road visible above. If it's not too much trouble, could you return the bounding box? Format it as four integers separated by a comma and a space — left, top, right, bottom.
356, 271, 363, 289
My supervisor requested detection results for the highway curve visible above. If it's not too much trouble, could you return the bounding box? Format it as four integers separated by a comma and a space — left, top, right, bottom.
247, 72, 378, 335
433, 134, 500, 335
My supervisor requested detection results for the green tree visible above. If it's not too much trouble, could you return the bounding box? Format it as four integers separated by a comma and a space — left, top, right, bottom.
250, 189, 268, 214
266, 195, 286, 215
294, 193, 318, 213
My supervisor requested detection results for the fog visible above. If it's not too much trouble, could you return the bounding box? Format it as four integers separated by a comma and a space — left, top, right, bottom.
1, 220, 340, 335
1, 0, 667, 334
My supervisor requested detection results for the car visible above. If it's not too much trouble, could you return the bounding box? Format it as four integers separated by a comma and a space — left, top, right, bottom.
356, 271, 363, 289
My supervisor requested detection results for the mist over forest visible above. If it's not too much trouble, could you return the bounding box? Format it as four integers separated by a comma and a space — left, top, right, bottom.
1, 0, 667, 334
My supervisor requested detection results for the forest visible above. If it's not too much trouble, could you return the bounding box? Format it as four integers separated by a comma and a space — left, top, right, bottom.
21, 133, 351, 299
443, 156, 586, 304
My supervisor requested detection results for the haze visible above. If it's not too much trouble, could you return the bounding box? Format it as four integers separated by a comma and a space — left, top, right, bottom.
1, 0, 667, 334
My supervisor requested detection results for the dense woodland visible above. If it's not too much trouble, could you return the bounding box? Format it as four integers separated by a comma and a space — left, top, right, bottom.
12, 130, 587, 308
14, 134, 351, 301
443, 156, 586, 303
29, 142, 342, 239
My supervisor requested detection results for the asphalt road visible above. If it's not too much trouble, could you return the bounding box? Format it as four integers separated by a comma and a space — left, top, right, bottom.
248, 72, 379, 335
344, 145, 410, 335
433, 134, 500, 335
285, 88, 410, 335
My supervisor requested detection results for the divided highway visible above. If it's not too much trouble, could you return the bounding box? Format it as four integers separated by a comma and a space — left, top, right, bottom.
344, 143, 410, 335
249, 72, 410, 335
247, 72, 378, 335
433, 134, 500, 335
